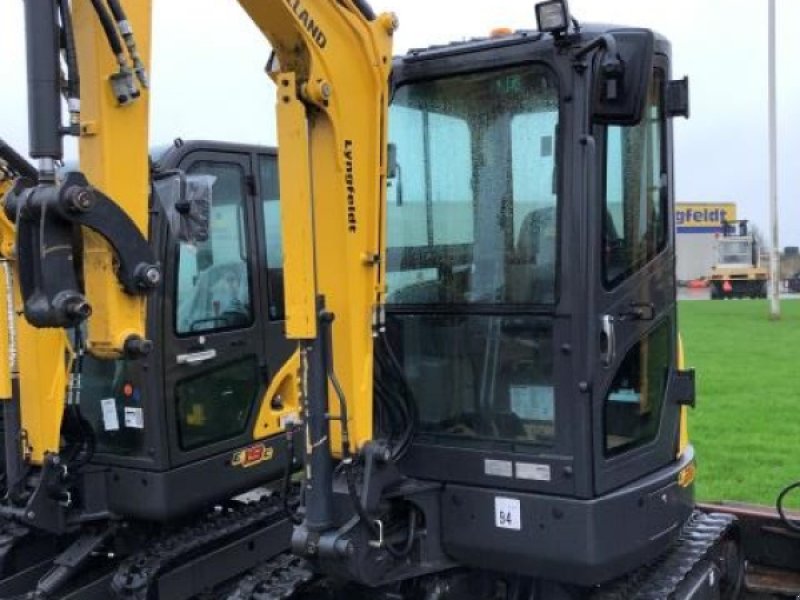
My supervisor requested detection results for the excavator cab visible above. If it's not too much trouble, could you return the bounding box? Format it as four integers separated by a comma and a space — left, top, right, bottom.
0, 140, 301, 597
387, 26, 691, 583
72, 141, 296, 522
294, 6, 718, 598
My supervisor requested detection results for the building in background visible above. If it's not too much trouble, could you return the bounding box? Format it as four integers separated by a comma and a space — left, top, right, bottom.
675, 202, 737, 283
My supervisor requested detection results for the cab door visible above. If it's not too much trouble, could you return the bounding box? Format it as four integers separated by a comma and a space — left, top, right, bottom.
163, 149, 265, 465
591, 62, 683, 494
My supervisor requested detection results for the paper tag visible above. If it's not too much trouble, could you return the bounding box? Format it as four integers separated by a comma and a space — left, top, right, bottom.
485, 459, 513, 478
101, 398, 120, 432
495, 497, 521, 531
516, 462, 552, 482
124, 407, 144, 429
510, 385, 554, 421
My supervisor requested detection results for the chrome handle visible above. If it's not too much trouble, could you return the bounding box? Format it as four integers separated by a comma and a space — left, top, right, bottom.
600, 315, 616, 367
176, 349, 217, 366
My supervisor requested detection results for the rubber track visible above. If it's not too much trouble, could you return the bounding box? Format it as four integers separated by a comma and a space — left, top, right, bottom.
111, 496, 290, 600
224, 553, 314, 600
592, 511, 736, 600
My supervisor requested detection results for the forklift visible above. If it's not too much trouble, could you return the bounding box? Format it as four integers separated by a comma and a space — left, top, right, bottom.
709, 220, 769, 299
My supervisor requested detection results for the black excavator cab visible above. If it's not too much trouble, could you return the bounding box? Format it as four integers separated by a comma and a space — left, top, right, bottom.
384, 27, 690, 584
72, 140, 296, 522
292, 9, 710, 598
0, 141, 299, 598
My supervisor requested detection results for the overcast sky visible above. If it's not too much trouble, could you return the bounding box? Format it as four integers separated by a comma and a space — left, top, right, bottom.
1, 1, 797, 246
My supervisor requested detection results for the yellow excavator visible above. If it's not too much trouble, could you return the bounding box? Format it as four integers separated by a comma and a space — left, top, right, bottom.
3, 0, 799, 599
0, 1, 391, 597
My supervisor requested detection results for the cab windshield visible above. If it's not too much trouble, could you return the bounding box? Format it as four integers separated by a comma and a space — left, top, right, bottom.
718, 240, 752, 265
387, 64, 559, 307
384, 64, 560, 448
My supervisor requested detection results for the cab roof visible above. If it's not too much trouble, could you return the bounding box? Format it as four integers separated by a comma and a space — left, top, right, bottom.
400, 23, 670, 64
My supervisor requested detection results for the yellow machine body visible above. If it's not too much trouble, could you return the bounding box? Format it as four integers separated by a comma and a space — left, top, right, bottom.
0, 207, 70, 465
238, 0, 395, 452
0, 1, 153, 465
72, 0, 152, 360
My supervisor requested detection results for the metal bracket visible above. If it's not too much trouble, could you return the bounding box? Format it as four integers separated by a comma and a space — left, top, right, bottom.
368, 519, 384, 549
672, 368, 696, 408
3, 171, 159, 328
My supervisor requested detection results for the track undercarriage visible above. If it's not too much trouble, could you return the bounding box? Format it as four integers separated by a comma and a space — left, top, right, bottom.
0, 503, 796, 599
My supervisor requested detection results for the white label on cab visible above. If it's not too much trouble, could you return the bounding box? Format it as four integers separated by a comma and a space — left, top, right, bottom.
516, 462, 552, 482
124, 407, 145, 429
485, 459, 513, 478
494, 497, 521, 531
101, 398, 120, 432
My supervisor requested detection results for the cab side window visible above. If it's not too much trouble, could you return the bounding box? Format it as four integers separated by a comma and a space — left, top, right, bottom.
604, 70, 667, 287
175, 161, 253, 335
259, 156, 285, 320
604, 319, 672, 456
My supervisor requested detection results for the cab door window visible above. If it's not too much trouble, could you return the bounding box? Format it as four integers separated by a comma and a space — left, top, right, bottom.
175, 162, 253, 335
604, 319, 672, 456
604, 71, 667, 287
258, 156, 285, 320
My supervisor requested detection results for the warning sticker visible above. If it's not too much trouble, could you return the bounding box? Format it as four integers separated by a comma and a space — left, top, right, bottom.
101, 398, 120, 432
124, 407, 145, 429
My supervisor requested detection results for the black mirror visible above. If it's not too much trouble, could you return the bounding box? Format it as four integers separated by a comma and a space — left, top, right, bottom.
591, 29, 655, 126
666, 77, 690, 119
152, 170, 212, 244
670, 368, 696, 408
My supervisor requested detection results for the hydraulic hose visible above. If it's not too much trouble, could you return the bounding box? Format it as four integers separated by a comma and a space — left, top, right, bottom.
0, 138, 38, 181
58, 0, 81, 133
104, 0, 149, 87
89, 0, 124, 57
104, 0, 126, 22
777, 481, 800, 533
57, 0, 80, 101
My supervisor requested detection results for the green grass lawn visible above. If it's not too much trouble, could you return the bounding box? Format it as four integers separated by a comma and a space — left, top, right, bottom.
679, 300, 800, 507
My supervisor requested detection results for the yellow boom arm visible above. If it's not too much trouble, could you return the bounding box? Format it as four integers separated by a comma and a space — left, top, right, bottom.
72, 0, 152, 359
239, 0, 395, 451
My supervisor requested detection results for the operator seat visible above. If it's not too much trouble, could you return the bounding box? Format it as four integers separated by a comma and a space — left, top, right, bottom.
177, 261, 250, 332
507, 207, 555, 304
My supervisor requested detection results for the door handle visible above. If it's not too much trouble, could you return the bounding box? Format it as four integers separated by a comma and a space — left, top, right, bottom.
176, 349, 217, 366
600, 315, 616, 367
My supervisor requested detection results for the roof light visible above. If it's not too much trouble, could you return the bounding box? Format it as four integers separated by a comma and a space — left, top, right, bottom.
535, 0, 571, 35
490, 27, 513, 38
